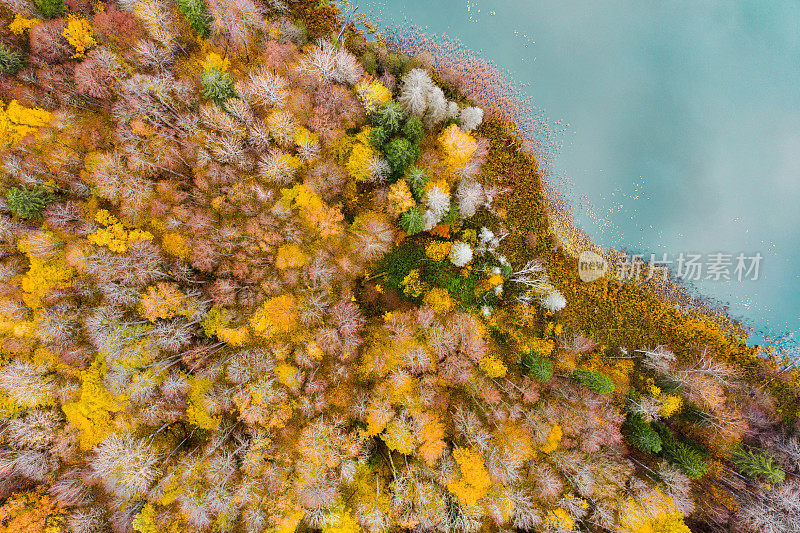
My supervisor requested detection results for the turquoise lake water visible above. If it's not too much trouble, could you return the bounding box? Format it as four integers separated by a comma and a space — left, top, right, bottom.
356, 0, 800, 352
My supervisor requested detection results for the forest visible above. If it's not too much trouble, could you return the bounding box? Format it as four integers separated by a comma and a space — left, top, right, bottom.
0, 0, 798, 531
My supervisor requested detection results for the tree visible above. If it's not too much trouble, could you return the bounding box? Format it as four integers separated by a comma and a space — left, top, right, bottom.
201, 67, 235, 102
240, 67, 288, 109
0, 361, 59, 409
623, 413, 662, 454
656, 426, 709, 479
93, 6, 144, 46
732, 445, 785, 483
74, 48, 118, 99
0, 44, 24, 75
62, 14, 97, 58
459, 106, 484, 131
397, 68, 448, 127
6, 186, 55, 220
177, 0, 213, 38
405, 166, 430, 199
35, 0, 64, 18
399, 207, 424, 235
384, 137, 418, 176
89, 433, 162, 499
521, 349, 553, 383
572, 369, 615, 395
369, 125, 388, 149
372, 101, 405, 135
402, 116, 424, 144
29, 19, 71, 63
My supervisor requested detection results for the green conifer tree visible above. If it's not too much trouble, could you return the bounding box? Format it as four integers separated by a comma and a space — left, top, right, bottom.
521, 349, 553, 383
732, 445, 785, 483
572, 369, 615, 395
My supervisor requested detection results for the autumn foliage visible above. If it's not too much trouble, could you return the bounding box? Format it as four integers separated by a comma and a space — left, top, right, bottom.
0, 2, 797, 533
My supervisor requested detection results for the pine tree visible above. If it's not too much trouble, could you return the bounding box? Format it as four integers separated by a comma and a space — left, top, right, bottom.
385, 137, 419, 176
731, 445, 785, 483
177, 0, 213, 38
0, 43, 24, 75
399, 207, 424, 235
572, 369, 615, 395
521, 349, 553, 383
656, 426, 709, 480
623, 413, 662, 454
201, 68, 235, 102
372, 101, 406, 135
405, 166, 430, 199
6, 186, 55, 220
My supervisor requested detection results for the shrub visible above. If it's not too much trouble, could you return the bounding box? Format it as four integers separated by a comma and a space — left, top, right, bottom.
176, 0, 212, 38
385, 52, 411, 78
572, 369, 615, 394
0, 44, 24, 75
428, 267, 477, 306
360, 50, 377, 74
384, 137, 418, 176
399, 206, 424, 235
402, 116, 424, 144
6, 186, 55, 220
731, 445, 785, 483
521, 349, 553, 383
201, 68, 235, 102
35, 0, 64, 18
623, 413, 662, 454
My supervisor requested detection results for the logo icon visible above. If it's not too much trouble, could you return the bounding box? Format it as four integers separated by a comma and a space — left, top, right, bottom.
578, 251, 608, 282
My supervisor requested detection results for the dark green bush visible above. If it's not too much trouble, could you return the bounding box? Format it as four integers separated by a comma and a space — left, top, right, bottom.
623, 414, 662, 454
521, 349, 553, 383
385, 52, 411, 77
0, 44, 24, 75
385, 137, 418, 176
399, 207, 424, 235
572, 369, 615, 394
402, 116, 424, 145
6, 186, 55, 220
369, 126, 388, 150
201, 68, 235, 102
377, 241, 425, 289
731, 445, 785, 483
177, 0, 213, 38
35, 0, 64, 17
361, 51, 378, 74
